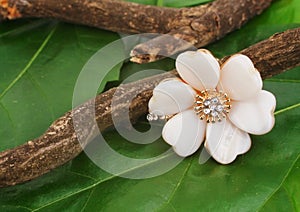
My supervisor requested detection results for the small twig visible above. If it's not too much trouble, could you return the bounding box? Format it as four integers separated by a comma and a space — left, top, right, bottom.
0, 0, 272, 63
0, 27, 299, 187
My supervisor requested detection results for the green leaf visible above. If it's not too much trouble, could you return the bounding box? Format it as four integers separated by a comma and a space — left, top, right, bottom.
0, 92, 299, 211
0, 0, 300, 211
0, 20, 121, 151
127, 0, 212, 7
162, 0, 212, 7
260, 156, 300, 211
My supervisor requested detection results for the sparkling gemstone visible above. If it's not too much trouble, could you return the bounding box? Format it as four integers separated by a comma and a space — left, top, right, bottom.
211, 111, 218, 117
194, 89, 231, 123
147, 114, 153, 121
211, 97, 219, 104
203, 108, 210, 114
209, 104, 217, 110
159, 115, 166, 120
216, 104, 224, 112
147, 113, 158, 121
147, 113, 171, 122
203, 100, 211, 106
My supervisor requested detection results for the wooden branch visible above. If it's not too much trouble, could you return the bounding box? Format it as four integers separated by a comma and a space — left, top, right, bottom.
0, 28, 299, 187
0, 0, 177, 33
0, 0, 272, 63
130, 0, 273, 63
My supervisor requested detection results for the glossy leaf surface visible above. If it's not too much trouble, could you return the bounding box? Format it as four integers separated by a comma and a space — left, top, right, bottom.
0, 0, 299, 211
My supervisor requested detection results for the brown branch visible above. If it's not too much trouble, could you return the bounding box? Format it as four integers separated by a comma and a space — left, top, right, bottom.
130, 0, 273, 63
0, 0, 176, 32
0, 0, 272, 63
0, 28, 299, 187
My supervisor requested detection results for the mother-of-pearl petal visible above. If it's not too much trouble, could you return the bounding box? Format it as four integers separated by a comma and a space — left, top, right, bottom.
205, 119, 251, 164
162, 109, 206, 157
175, 49, 220, 91
218, 54, 262, 101
229, 90, 276, 135
149, 79, 196, 115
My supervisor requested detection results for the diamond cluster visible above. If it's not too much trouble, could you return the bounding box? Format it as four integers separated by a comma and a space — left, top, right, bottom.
147, 113, 172, 122
194, 89, 231, 123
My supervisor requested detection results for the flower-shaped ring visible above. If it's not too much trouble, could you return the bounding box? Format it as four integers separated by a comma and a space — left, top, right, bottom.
148, 49, 276, 164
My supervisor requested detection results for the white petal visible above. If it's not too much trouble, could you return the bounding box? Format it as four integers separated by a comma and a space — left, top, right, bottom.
149, 79, 196, 115
175, 49, 220, 91
228, 90, 276, 135
218, 54, 262, 101
162, 109, 206, 157
205, 119, 251, 164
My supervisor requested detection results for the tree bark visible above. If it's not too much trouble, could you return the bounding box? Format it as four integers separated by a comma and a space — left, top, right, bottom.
0, 0, 176, 33
130, 0, 273, 63
0, 27, 299, 187
0, 0, 272, 63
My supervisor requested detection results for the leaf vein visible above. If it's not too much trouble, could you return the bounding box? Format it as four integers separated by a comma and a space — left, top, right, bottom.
67, 170, 97, 182
158, 158, 193, 211
1, 204, 33, 212
275, 102, 300, 115
0, 20, 49, 39
266, 78, 300, 83
26, 73, 55, 121
257, 154, 300, 211
0, 25, 57, 100
282, 185, 297, 211
33, 152, 176, 211
0, 102, 15, 128
80, 187, 95, 212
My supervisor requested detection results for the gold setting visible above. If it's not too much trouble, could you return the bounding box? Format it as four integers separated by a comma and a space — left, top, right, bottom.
194, 89, 231, 123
